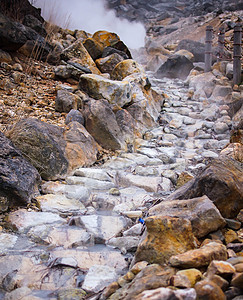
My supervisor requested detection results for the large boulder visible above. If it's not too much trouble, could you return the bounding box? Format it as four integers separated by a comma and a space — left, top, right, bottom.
0, 132, 41, 212
167, 158, 243, 218
155, 54, 194, 80
79, 74, 132, 108
54, 62, 92, 80
176, 39, 206, 62
149, 196, 226, 238
188, 72, 216, 99
169, 242, 228, 268
22, 14, 46, 37
0, 0, 44, 23
6, 118, 68, 181
0, 12, 51, 56
111, 59, 145, 81
83, 99, 125, 151
134, 216, 198, 265
124, 73, 163, 131
61, 40, 100, 74
64, 121, 98, 171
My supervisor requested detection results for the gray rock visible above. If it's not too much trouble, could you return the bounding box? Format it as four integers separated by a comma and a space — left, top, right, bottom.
167, 158, 243, 218
0, 12, 52, 57
156, 54, 194, 80
55, 89, 81, 113
0, 131, 41, 210
176, 39, 206, 62
23, 14, 46, 36
7, 118, 68, 181
41, 182, 90, 203
96, 53, 124, 74
0, 233, 18, 254
107, 236, 140, 252
214, 122, 229, 134
83, 99, 125, 150
65, 109, 84, 126
123, 224, 143, 236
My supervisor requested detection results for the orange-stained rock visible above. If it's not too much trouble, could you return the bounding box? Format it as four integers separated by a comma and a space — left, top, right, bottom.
224, 229, 240, 244
220, 143, 243, 163
92, 30, 120, 48
111, 264, 176, 300
210, 274, 229, 291
111, 59, 145, 81
206, 260, 236, 280
130, 261, 149, 275
169, 242, 228, 269
194, 279, 226, 300
231, 272, 243, 288
234, 263, 243, 272
134, 216, 198, 265
79, 74, 132, 108
171, 268, 202, 288
149, 195, 226, 238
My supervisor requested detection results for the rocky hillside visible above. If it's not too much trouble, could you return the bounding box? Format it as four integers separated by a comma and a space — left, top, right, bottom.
105, 0, 243, 24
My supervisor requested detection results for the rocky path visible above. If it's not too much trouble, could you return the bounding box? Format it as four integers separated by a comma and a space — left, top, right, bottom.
0, 73, 233, 299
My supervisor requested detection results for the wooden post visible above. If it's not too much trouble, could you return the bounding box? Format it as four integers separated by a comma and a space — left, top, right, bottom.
217, 26, 225, 62
233, 23, 242, 85
205, 26, 213, 72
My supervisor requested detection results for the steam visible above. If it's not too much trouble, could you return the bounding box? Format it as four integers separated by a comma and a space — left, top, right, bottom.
32, 0, 146, 49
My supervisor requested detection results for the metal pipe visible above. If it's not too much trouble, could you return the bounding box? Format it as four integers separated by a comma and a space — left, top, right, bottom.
233, 23, 242, 85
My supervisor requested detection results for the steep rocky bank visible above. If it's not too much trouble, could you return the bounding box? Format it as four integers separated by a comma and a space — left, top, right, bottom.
0, 1, 243, 299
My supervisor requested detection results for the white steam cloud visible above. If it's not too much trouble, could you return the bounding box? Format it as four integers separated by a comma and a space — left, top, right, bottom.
32, 0, 146, 49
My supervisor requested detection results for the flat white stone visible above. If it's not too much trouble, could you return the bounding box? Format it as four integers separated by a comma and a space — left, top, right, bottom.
0, 233, 18, 253
51, 248, 127, 272
41, 182, 90, 202
106, 236, 140, 251
80, 215, 127, 241
118, 173, 162, 192
36, 194, 85, 213
66, 176, 114, 190
135, 165, 159, 176
8, 209, 64, 233
120, 153, 150, 165
73, 168, 112, 182
102, 157, 136, 169
137, 147, 160, 158
123, 223, 143, 236
82, 265, 118, 293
